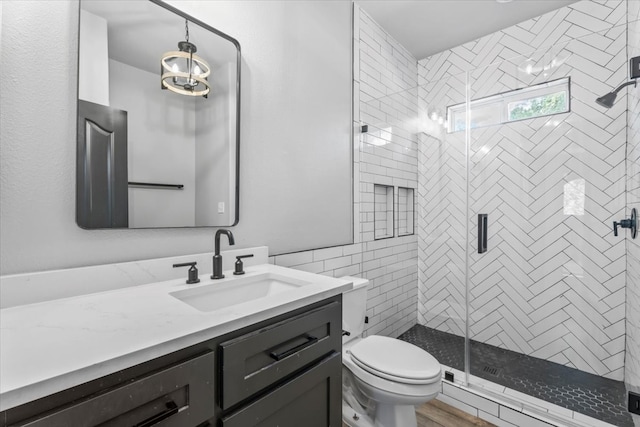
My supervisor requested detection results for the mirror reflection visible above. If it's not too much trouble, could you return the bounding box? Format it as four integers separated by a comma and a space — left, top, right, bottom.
76, 0, 240, 229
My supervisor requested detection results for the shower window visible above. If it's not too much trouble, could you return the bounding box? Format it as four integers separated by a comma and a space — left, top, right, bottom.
508, 90, 567, 121
447, 77, 570, 132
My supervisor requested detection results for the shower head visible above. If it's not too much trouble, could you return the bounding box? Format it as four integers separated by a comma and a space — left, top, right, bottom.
595, 80, 637, 108
595, 92, 617, 108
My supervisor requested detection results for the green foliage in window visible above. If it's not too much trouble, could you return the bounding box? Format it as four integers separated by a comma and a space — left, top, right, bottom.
508, 91, 567, 121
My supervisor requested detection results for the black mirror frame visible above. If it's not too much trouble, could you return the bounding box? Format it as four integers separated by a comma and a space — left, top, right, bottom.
76, 0, 241, 229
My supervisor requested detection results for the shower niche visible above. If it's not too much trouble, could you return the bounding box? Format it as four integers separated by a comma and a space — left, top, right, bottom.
374, 184, 394, 240
397, 187, 415, 236
373, 184, 416, 240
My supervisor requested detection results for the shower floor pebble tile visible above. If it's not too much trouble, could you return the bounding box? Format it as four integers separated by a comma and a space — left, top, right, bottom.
398, 325, 633, 427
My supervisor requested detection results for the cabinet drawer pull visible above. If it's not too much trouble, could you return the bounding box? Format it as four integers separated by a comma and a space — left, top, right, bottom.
134, 401, 179, 427
269, 335, 318, 361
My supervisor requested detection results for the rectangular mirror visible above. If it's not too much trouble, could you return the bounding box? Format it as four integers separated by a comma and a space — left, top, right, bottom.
76, 0, 240, 229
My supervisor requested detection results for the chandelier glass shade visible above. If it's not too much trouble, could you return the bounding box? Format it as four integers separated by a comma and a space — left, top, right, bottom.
161, 21, 211, 97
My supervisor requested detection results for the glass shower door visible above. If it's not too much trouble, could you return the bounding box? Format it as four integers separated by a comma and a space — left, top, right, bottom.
466, 26, 633, 426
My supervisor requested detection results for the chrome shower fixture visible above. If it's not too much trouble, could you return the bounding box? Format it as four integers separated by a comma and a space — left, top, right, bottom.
595, 80, 637, 108
595, 56, 640, 108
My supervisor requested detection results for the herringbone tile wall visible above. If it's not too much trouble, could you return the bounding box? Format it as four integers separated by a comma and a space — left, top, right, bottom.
416, 73, 468, 338
626, 3, 640, 425
417, 0, 629, 380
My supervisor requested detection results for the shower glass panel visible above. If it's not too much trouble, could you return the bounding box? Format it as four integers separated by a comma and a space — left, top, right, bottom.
467, 23, 632, 426
358, 70, 466, 348
410, 71, 470, 373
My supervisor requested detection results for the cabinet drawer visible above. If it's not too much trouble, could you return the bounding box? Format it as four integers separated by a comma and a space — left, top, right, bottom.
221, 352, 342, 427
219, 301, 341, 409
11, 352, 215, 427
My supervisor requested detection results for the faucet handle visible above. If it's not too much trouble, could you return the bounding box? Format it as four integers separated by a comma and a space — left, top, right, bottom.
613, 208, 638, 239
233, 254, 254, 275
173, 262, 200, 284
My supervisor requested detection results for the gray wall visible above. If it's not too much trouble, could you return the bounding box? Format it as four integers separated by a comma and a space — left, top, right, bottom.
195, 62, 235, 227
0, 0, 352, 275
270, 5, 421, 339
109, 59, 198, 228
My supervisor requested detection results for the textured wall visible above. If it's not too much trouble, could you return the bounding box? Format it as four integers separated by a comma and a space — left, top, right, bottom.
0, 0, 419, 340
417, 0, 628, 380
194, 62, 235, 227
271, 5, 420, 338
626, 2, 640, 425
0, 0, 352, 275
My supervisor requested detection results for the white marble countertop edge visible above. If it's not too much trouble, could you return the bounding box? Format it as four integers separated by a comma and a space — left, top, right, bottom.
0, 264, 352, 412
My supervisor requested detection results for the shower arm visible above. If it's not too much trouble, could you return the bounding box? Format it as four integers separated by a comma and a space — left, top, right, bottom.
610, 80, 637, 95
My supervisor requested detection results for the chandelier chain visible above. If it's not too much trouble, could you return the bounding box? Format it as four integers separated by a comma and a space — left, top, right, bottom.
185, 19, 189, 43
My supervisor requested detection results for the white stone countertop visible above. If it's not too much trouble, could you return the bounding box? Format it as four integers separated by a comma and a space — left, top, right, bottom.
0, 264, 352, 412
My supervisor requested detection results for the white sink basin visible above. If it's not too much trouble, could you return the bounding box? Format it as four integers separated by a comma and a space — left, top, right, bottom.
169, 272, 311, 312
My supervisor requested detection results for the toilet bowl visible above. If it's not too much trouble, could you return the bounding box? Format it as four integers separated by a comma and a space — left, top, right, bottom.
341, 277, 442, 427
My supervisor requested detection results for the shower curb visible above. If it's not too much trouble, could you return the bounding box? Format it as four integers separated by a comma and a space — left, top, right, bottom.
437, 366, 619, 427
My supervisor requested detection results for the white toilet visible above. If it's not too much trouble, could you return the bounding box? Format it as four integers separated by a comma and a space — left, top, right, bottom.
341, 277, 441, 427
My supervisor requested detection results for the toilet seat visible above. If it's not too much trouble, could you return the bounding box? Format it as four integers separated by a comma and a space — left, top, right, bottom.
343, 351, 441, 400
349, 336, 441, 385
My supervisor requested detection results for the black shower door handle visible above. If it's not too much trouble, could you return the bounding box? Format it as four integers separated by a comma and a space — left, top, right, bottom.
478, 214, 488, 254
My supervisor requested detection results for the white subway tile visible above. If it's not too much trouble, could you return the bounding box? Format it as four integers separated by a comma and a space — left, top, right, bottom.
293, 261, 325, 275
443, 383, 500, 417
436, 394, 479, 418
499, 407, 555, 427
312, 246, 344, 262
324, 256, 353, 271
479, 410, 517, 427
274, 251, 313, 267
334, 265, 361, 278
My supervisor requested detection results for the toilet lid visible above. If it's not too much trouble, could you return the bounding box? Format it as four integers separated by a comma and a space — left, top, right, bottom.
349, 336, 441, 384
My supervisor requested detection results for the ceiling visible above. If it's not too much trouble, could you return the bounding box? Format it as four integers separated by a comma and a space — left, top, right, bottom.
356, 0, 579, 60
82, 0, 580, 72
81, 1, 237, 75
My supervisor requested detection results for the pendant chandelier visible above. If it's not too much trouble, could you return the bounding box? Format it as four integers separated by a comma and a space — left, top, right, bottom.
161, 20, 210, 97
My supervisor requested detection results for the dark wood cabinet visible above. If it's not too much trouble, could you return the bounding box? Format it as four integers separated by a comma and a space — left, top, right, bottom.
1, 295, 342, 427
220, 301, 341, 409
8, 352, 215, 427
221, 352, 342, 427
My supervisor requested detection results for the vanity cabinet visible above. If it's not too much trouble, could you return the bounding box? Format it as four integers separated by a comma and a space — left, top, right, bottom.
220, 301, 341, 409
6, 352, 216, 427
220, 301, 342, 427
1, 296, 342, 427
221, 352, 341, 427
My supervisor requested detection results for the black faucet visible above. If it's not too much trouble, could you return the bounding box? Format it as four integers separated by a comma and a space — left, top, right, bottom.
211, 229, 235, 279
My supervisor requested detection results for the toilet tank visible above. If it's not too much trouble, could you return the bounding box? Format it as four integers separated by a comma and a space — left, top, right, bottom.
341, 276, 369, 344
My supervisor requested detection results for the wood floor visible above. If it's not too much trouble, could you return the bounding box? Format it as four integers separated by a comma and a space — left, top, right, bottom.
416, 400, 496, 427
342, 399, 496, 427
